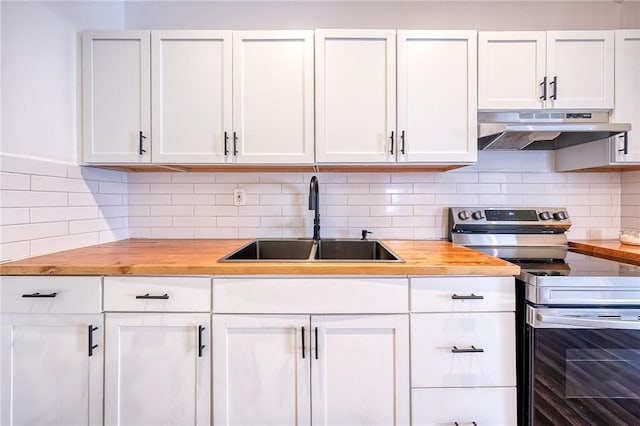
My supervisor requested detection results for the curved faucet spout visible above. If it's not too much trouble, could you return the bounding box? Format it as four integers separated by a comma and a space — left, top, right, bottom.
309, 176, 320, 241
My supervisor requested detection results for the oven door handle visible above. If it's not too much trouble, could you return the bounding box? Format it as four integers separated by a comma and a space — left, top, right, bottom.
536, 313, 640, 330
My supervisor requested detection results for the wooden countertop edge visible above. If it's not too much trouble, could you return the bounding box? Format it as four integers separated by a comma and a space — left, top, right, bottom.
569, 240, 640, 266
0, 239, 520, 276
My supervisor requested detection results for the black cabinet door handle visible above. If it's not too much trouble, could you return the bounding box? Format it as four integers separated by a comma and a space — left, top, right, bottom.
451, 294, 484, 300
198, 325, 205, 357
618, 132, 629, 155
389, 131, 395, 155
451, 345, 484, 353
88, 325, 99, 357
400, 130, 406, 155
139, 131, 147, 155
549, 76, 557, 100
301, 327, 306, 359
233, 132, 238, 156
224, 131, 229, 156
22, 292, 57, 298
314, 327, 319, 360
539, 76, 547, 100
135, 293, 169, 300
454, 422, 477, 426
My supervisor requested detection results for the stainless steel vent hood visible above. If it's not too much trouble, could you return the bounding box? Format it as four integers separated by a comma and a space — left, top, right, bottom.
478, 111, 631, 150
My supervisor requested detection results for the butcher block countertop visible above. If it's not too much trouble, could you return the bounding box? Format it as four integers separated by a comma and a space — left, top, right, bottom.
569, 240, 640, 266
0, 239, 519, 276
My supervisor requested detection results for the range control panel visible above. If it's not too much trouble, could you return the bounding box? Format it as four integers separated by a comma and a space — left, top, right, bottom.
449, 207, 571, 227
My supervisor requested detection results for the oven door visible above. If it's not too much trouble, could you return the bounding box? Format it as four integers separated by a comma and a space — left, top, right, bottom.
527, 307, 640, 425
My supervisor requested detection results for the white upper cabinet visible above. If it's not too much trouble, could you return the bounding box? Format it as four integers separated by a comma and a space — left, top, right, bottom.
232, 31, 315, 164
151, 31, 232, 163
478, 31, 546, 110
82, 31, 151, 163
613, 30, 640, 163
83, 30, 314, 165
316, 29, 476, 165
546, 31, 614, 110
397, 30, 477, 163
315, 30, 397, 163
478, 30, 614, 110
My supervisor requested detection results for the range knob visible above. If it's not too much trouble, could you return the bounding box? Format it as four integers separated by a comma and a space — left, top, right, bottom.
471, 210, 485, 220
539, 211, 552, 221
553, 211, 568, 221
457, 211, 470, 221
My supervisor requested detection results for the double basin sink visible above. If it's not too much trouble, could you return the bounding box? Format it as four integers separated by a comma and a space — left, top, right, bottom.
219, 239, 403, 262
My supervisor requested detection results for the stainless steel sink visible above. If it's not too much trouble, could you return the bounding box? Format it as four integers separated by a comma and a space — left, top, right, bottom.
314, 240, 402, 262
219, 239, 316, 261
219, 239, 403, 262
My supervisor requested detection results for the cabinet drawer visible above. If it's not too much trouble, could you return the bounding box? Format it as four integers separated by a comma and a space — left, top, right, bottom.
104, 276, 211, 312
412, 387, 516, 426
411, 312, 515, 387
411, 276, 514, 312
213, 277, 408, 313
0, 276, 102, 314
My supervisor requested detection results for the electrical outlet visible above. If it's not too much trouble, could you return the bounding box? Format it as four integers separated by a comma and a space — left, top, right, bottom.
233, 188, 246, 206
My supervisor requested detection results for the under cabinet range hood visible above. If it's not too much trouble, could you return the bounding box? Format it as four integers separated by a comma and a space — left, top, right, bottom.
478, 111, 631, 150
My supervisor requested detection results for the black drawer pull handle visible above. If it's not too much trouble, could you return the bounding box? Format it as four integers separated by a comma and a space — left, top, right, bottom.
198, 325, 205, 357
302, 327, 306, 359
224, 131, 229, 155
454, 422, 478, 426
549, 76, 557, 100
451, 294, 484, 300
135, 293, 169, 300
315, 327, 319, 360
139, 131, 147, 155
389, 131, 395, 155
451, 345, 484, 353
618, 132, 629, 155
88, 325, 99, 357
22, 292, 57, 298
539, 76, 547, 100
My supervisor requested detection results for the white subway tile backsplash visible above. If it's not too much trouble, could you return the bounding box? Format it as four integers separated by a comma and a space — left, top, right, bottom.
1, 222, 69, 244
150, 183, 194, 194
0, 172, 30, 190
0, 208, 30, 225
31, 175, 99, 193
1, 154, 636, 254
0, 190, 68, 207
149, 205, 194, 217
30, 206, 98, 223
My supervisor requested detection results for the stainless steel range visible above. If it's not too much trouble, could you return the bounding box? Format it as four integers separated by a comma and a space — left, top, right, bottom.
448, 207, 640, 426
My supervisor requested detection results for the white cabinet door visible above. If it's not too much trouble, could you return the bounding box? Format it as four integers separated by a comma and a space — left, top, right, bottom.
0, 314, 103, 426
316, 30, 396, 163
397, 30, 477, 163
478, 31, 546, 110
546, 31, 614, 110
151, 31, 232, 163
311, 315, 410, 426
212, 314, 311, 426
613, 30, 640, 163
104, 313, 210, 426
82, 31, 151, 163
232, 31, 315, 164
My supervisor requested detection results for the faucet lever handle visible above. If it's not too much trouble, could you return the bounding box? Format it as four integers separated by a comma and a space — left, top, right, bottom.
361, 229, 373, 240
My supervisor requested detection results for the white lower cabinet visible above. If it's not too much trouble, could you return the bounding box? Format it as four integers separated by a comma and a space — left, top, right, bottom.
409, 276, 517, 426
104, 313, 211, 426
0, 276, 103, 426
212, 276, 410, 426
412, 387, 517, 426
102, 276, 212, 426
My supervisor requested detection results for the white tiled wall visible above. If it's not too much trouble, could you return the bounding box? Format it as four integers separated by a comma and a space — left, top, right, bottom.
0, 154, 129, 262
622, 170, 640, 231
128, 170, 622, 241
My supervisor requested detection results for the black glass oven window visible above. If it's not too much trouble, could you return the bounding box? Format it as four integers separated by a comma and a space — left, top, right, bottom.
531, 328, 640, 425
485, 209, 539, 221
